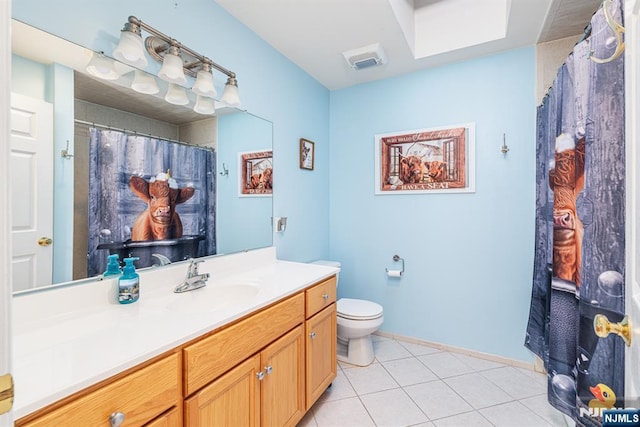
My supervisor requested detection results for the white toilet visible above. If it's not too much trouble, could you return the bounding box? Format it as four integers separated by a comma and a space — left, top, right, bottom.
311, 260, 384, 366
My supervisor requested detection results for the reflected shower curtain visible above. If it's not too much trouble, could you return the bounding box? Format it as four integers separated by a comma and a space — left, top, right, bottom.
524, 1, 626, 426
87, 129, 216, 276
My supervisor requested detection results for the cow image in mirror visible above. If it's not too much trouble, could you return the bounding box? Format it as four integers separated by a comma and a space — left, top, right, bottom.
130, 172, 195, 241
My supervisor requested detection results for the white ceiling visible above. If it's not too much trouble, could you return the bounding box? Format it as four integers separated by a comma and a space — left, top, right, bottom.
215, 0, 602, 90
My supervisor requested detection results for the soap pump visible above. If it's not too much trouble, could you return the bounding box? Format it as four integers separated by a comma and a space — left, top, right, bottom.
118, 257, 140, 304
103, 254, 122, 278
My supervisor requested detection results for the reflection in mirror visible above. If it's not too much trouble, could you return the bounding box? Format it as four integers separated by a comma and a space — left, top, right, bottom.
10, 19, 273, 292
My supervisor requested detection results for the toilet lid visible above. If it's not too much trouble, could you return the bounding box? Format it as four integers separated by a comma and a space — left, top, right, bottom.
337, 298, 383, 320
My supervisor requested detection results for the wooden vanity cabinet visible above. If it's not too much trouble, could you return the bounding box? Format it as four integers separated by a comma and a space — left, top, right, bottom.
183, 293, 306, 427
17, 351, 181, 427
304, 276, 337, 409
16, 274, 338, 427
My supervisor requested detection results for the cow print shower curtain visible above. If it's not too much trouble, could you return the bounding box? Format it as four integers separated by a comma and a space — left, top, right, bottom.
524, 0, 627, 426
87, 128, 216, 277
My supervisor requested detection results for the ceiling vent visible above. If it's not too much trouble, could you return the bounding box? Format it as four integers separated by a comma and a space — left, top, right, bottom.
343, 43, 387, 70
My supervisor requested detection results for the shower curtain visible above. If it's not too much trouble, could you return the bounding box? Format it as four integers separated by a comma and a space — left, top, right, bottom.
524, 1, 626, 426
87, 128, 216, 277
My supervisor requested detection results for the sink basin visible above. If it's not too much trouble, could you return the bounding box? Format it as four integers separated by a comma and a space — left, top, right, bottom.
166, 283, 260, 313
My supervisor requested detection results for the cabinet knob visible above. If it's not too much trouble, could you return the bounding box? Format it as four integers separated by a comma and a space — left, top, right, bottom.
256, 371, 265, 381
109, 412, 125, 427
309, 332, 317, 339
265, 365, 273, 375
322, 293, 329, 300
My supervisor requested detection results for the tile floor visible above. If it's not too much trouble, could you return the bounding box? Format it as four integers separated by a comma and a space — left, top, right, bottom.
298, 335, 570, 427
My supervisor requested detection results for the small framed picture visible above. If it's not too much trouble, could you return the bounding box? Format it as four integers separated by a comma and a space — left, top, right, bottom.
300, 138, 315, 170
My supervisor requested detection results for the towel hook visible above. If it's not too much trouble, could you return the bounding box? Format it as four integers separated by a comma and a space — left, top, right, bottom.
61, 140, 74, 159
219, 162, 229, 176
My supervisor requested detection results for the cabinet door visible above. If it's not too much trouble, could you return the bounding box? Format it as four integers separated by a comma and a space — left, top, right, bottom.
145, 406, 181, 427
184, 354, 261, 427
306, 304, 337, 409
261, 325, 306, 427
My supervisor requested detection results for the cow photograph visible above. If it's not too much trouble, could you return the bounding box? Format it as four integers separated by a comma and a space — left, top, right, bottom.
239, 149, 273, 196
374, 124, 475, 194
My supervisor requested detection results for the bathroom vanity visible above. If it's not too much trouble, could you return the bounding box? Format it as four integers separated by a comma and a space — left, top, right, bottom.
12, 248, 338, 426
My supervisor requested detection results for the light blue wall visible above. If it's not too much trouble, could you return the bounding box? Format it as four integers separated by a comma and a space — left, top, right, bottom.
329, 48, 537, 362
217, 112, 273, 254
12, 0, 332, 263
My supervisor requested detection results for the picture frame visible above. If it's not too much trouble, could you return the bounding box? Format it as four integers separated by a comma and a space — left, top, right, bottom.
300, 138, 315, 170
374, 123, 475, 195
238, 149, 273, 197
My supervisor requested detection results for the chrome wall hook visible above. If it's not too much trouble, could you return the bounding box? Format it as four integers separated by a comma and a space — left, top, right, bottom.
219, 163, 229, 176
61, 140, 74, 159
501, 134, 509, 155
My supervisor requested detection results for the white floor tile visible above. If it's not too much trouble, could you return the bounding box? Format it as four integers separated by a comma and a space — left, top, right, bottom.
374, 339, 413, 362
398, 340, 442, 356
312, 397, 375, 427
404, 380, 474, 420
417, 352, 475, 378
297, 408, 318, 427
359, 388, 430, 427
519, 394, 570, 426
481, 366, 546, 399
381, 357, 438, 387
479, 401, 552, 426
432, 411, 493, 426
343, 362, 400, 395
451, 352, 507, 371
444, 372, 513, 409
316, 369, 357, 403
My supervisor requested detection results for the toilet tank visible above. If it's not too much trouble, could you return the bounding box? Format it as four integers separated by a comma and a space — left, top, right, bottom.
311, 260, 341, 287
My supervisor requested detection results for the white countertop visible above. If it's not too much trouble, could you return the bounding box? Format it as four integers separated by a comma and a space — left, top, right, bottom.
11, 247, 339, 419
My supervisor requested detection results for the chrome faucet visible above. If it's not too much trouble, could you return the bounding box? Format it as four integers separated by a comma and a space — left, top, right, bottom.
174, 259, 210, 293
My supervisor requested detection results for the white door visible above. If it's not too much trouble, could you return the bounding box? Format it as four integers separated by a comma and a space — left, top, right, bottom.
625, 0, 640, 407
10, 93, 54, 292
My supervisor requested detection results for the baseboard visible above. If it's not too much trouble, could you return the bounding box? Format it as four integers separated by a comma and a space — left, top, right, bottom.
373, 331, 536, 371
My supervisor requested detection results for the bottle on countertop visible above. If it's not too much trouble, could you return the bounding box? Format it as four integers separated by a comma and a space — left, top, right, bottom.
103, 254, 122, 278
118, 257, 140, 304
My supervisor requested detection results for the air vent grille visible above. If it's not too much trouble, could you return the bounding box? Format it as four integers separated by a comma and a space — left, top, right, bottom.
343, 43, 387, 71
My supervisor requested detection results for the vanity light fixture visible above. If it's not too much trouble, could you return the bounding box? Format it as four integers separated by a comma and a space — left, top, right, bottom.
165, 83, 189, 106
131, 69, 160, 94
193, 95, 216, 115
113, 16, 241, 107
113, 20, 148, 68
192, 62, 217, 98
157, 44, 187, 85
220, 76, 241, 108
86, 52, 120, 80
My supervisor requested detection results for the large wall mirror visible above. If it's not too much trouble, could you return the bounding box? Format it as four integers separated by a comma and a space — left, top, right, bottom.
10, 19, 274, 293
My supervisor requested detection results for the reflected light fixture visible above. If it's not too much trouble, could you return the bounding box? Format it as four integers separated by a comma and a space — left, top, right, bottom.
192, 62, 217, 98
220, 76, 241, 108
113, 20, 148, 68
86, 52, 119, 80
113, 16, 241, 107
131, 69, 160, 94
165, 83, 189, 105
193, 95, 216, 115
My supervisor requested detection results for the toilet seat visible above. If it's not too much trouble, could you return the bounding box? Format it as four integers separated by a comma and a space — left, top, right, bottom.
337, 298, 383, 320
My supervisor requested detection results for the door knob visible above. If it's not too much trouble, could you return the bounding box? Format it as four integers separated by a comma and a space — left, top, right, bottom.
593, 314, 632, 347
38, 237, 53, 246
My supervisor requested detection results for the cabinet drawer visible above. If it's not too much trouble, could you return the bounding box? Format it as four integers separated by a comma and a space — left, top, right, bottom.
184, 293, 304, 395
20, 352, 180, 427
305, 276, 337, 318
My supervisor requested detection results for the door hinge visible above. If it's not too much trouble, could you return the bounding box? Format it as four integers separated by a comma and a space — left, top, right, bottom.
0, 374, 14, 415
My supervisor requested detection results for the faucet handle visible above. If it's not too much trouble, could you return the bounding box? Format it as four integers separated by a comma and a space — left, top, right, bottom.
187, 258, 204, 276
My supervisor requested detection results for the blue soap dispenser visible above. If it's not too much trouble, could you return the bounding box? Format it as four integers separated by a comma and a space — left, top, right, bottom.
118, 257, 140, 304
103, 254, 122, 278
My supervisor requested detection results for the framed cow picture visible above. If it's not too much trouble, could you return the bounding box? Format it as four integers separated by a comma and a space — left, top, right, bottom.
238, 149, 273, 197
300, 138, 315, 170
374, 123, 475, 195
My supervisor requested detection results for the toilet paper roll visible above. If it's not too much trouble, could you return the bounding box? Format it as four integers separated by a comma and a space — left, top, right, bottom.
387, 270, 402, 278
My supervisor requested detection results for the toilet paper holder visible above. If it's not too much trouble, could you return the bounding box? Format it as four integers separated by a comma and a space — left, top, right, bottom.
385, 254, 405, 276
